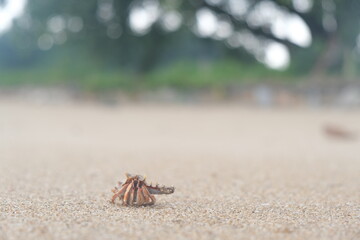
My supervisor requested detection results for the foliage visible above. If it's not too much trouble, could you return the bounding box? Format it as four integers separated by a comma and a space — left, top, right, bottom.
0, 57, 292, 91
1, 0, 360, 84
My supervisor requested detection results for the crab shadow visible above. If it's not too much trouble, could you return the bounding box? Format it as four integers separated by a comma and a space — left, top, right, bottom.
110, 202, 172, 210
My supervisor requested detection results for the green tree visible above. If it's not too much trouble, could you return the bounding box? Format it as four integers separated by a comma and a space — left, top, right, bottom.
5, 0, 360, 77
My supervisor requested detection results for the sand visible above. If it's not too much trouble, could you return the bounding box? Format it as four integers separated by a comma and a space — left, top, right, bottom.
0, 100, 359, 240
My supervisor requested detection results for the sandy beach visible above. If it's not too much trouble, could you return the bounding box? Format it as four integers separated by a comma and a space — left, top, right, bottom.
0, 100, 359, 240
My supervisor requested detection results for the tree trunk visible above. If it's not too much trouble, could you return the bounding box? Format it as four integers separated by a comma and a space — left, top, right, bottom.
311, 33, 340, 77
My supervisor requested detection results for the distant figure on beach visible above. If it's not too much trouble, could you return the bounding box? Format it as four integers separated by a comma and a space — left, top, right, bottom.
323, 124, 357, 141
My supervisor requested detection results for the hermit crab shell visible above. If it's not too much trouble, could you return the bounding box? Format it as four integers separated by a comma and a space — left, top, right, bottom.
111, 173, 174, 206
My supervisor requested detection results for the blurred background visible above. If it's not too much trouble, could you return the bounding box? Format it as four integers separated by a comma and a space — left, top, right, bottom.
0, 0, 359, 106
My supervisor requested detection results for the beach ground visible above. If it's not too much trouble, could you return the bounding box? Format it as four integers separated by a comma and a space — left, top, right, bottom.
1, 99, 359, 239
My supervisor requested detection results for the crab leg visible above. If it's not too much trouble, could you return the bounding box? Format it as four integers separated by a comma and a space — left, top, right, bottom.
142, 185, 156, 205
141, 185, 150, 203
136, 187, 145, 206
148, 194, 156, 205
128, 186, 135, 205
111, 183, 129, 203
123, 181, 134, 206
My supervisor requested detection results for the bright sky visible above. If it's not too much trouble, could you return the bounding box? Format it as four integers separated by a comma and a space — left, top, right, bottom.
0, 0, 27, 34
264, 42, 290, 70
188, 0, 313, 70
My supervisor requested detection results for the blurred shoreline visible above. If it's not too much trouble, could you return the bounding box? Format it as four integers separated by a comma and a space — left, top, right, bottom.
1, 81, 360, 108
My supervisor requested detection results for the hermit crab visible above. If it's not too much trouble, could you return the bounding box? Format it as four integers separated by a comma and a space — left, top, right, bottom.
111, 173, 175, 206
